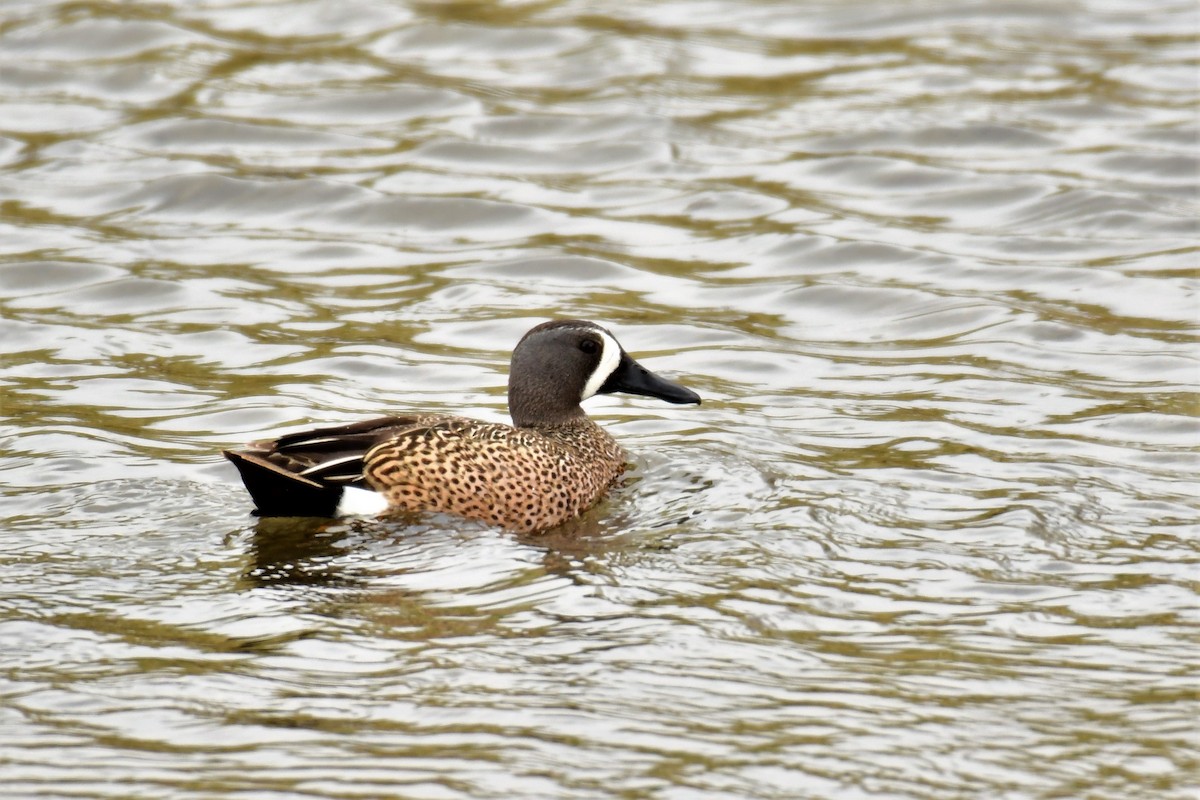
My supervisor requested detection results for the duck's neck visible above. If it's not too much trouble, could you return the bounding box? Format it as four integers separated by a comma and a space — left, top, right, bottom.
507, 341, 591, 428
508, 387, 588, 428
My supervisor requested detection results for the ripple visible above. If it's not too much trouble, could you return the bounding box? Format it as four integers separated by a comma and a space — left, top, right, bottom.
410, 140, 670, 175
214, 86, 481, 126
372, 24, 589, 63
183, 0, 415, 38
0, 260, 124, 296
109, 118, 391, 154
0, 18, 202, 60
0, 102, 120, 133
472, 113, 666, 144
811, 124, 1060, 154
449, 255, 643, 285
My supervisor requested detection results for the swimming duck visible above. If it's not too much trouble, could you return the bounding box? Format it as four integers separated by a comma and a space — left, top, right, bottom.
224, 319, 701, 532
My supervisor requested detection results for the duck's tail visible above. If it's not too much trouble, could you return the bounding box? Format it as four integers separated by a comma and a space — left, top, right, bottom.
223, 449, 344, 517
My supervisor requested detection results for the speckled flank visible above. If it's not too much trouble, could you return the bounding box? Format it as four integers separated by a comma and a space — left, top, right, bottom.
363, 416, 626, 533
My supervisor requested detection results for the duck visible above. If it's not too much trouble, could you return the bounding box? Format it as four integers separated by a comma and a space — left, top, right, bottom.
224, 319, 701, 532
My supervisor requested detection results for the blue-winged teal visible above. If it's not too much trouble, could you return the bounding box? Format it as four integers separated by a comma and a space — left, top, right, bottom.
224, 319, 700, 532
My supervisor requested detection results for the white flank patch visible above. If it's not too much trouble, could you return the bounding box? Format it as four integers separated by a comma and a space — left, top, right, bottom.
336, 487, 390, 516
580, 330, 621, 401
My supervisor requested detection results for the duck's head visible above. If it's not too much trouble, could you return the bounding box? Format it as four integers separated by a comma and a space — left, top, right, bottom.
507, 319, 701, 428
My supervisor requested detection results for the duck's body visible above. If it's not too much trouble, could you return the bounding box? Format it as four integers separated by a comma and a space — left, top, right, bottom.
224, 320, 700, 532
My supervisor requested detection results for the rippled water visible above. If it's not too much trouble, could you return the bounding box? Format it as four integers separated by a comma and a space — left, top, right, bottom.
2, 0, 1198, 797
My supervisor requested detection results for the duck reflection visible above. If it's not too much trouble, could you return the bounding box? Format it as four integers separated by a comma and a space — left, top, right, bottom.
240, 516, 367, 590
238, 497, 660, 593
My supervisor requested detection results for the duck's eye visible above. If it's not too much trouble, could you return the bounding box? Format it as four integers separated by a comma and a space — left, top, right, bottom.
579, 338, 599, 355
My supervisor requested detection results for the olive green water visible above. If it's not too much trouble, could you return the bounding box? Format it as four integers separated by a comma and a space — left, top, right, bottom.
1, 1, 1198, 798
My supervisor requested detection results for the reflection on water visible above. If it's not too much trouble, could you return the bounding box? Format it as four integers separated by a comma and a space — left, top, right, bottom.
1, 0, 1197, 798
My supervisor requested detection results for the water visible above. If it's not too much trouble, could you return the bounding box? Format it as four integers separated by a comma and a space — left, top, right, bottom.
1, 0, 1197, 797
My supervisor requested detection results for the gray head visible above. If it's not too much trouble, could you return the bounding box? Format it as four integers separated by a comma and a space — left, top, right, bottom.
507, 319, 701, 428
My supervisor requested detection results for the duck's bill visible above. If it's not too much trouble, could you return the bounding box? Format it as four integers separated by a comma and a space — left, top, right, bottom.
600, 353, 701, 405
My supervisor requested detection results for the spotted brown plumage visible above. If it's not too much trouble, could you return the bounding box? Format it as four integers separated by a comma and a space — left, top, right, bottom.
224, 319, 701, 532
361, 416, 625, 532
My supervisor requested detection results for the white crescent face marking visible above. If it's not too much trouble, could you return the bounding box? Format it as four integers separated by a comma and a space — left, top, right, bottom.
580, 330, 622, 402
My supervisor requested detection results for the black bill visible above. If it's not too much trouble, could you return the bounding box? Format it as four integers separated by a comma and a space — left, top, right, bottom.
599, 353, 701, 405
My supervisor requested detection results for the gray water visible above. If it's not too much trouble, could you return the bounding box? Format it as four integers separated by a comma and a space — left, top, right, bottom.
1, 0, 1197, 798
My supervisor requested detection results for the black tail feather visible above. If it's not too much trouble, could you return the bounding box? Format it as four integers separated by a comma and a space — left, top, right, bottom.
224, 450, 343, 517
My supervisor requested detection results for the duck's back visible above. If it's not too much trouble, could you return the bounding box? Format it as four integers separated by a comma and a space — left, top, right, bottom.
364, 417, 627, 532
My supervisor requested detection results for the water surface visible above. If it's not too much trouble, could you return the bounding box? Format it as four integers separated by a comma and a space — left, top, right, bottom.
1, 1, 1197, 798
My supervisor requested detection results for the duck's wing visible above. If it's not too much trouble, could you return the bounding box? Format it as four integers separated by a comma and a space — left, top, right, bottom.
224, 415, 432, 517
